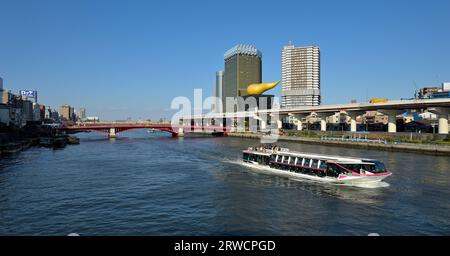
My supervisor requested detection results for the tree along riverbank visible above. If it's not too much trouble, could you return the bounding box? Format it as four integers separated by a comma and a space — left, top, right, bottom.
0, 123, 78, 156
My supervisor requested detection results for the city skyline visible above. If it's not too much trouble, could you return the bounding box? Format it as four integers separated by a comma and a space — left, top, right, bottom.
1, 0, 449, 120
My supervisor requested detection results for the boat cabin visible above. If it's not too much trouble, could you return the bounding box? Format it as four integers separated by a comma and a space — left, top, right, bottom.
243, 149, 387, 178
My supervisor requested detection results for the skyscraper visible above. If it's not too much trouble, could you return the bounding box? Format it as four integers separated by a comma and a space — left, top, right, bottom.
281, 44, 320, 108
214, 71, 223, 113
222, 44, 262, 112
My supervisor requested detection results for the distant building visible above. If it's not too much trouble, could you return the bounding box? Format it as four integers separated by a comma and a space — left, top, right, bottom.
222, 44, 262, 112
0, 104, 9, 126
0, 77, 3, 90
44, 107, 51, 119
1, 90, 11, 104
419, 111, 437, 120
32, 103, 42, 122
21, 100, 34, 123
364, 111, 388, 125
326, 113, 348, 124
86, 116, 99, 122
78, 108, 86, 121
50, 109, 59, 120
443, 82, 450, 91
9, 107, 23, 127
281, 43, 320, 108
214, 71, 223, 113
59, 104, 74, 121
416, 82, 450, 99
39, 105, 46, 120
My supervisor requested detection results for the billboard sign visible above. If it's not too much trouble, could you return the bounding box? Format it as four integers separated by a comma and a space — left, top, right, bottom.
19, 90, 38, 102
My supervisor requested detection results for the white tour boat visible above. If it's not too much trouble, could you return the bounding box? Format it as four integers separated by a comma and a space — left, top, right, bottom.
242, 145, 392, 186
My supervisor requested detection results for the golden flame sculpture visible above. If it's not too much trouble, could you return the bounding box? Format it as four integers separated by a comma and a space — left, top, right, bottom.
246, 81, 280, 95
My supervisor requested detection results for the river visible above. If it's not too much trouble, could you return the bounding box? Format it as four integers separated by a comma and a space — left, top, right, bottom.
0, 130, 449, 235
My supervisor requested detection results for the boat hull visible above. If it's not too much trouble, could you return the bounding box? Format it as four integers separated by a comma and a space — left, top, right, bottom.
242, 161, 390, 186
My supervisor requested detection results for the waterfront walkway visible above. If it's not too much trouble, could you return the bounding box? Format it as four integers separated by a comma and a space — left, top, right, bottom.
228, 132, 450, 156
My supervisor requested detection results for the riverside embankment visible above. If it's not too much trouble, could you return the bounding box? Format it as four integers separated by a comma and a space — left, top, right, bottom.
229, 132, 450, 156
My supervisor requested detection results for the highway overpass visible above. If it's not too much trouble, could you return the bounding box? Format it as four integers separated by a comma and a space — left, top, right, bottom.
180, 98, 450, 134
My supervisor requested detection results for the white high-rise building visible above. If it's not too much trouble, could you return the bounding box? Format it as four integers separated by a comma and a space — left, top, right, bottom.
78, 108, 86, 120
281, 44, 320, 108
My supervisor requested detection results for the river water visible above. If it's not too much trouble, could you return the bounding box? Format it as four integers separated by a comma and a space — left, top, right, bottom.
0, 130, 449, 235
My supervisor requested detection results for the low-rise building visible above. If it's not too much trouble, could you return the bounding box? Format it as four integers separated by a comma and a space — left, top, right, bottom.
60, 104, 74, 121
33, 103, 41, 122
0, 104, 10, 126
21, 100, 34, 124
364, 111, 388, 125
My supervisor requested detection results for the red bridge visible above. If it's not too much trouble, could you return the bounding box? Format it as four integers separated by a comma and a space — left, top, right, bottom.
58, 123, 229, 137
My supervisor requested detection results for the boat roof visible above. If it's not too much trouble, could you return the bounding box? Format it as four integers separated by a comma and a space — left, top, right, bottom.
244, 149, 377, 164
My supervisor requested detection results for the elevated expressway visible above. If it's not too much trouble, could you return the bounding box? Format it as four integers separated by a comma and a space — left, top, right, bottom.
182, 98, 450, 134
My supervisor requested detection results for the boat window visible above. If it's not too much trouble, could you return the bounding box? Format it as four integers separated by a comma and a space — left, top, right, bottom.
294, 157, 299, 165
283, 156, 290, 164
311, 159, 319, 169
340, 164, 361, 173
326, 163, 340, 177
303, 158, 311, 167
257, 155, 266, 164
243, 153, 249, 161
319, 161, 327, 169
288, 156, 295, 165
271, 154, 277, 162
300, 158, 305, 166
371, 161, 387, 173
361, 161, 386, 173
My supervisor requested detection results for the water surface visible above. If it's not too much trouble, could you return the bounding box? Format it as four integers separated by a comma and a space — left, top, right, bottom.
0, 130, 449, 235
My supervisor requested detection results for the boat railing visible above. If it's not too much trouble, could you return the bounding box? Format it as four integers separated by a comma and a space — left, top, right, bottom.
321, 136, 387, 144
247, 146, 289, 153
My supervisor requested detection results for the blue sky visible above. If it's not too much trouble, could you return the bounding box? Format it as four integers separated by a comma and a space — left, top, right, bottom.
0, 0, 449, 120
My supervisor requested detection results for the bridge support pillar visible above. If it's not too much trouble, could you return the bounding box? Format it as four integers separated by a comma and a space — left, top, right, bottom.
350, 119, 357, 133
277, 120, 282, 129
313, 112, 331, 132
428, 107, 450, 134
378, 110, 403, 133
320, 119, 327, 131
195, 120, 201, 131
296, 119, 303, 131
387, 115, 397, 133
109, 128, 116, 137
177, 128, 184, 137
439, 116, 449, 135
346, 111, 365, 133
260, 120, 267, 130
